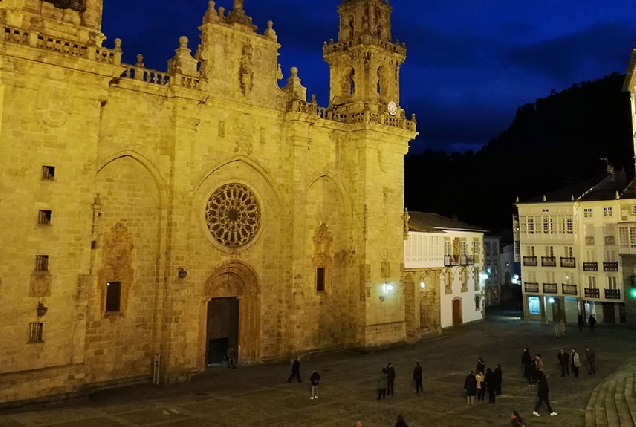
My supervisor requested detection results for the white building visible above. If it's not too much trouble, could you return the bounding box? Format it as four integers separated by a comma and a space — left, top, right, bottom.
516, 171, 635, 324
484, 236, 501, 306
404, 212, 486, 336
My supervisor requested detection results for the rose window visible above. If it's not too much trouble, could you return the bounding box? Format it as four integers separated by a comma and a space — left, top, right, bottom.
206, 183, 260, 247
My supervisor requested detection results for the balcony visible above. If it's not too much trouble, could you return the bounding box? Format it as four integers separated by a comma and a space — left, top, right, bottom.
585, 236, 595, 245
605, 236, 616, 246
523, 256, 537, 266
562, 284, 578, 295
604, 289, 621, 300
584, 288, 600, 298
543, 283, 558, 294
524, 282, 539, 293
560, 257, 576, 268
603, 262, 619, 272
460, 254, 475, 266
582, 262, 598, 271
541, 256, 557, 267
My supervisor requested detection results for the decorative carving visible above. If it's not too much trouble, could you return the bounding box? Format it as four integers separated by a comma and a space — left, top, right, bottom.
98, 223, 134, 313
36, 85, 73, 128
206, 183, 260, 247
239, 44, 254, 95
43, 0, 86, 12
452, 237, 462, 258
402, 208, 410, 240
37, 301, 48, 317
381, 261, 390, 278
30, 272, 52, 297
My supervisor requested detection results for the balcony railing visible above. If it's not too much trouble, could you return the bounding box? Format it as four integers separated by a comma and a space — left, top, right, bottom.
524, 282, 539, 293
460, 254, 475, 266
585, 236, 595, 245
604, 289, 621, 300
584, 288, 600, 298
562, 284, 578, 295
543, 283, 558, 294
605, 236, 616, 246
523, 256, 537, 266
560, 257, 576, 268
541, 256, 557, 267
603, 262, 619, 272
582, 262, 598, 271
445, 254, 475, 267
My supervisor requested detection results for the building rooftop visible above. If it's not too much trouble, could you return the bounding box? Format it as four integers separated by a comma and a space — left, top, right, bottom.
519, 171, 629, 204
408, 211, 487, 233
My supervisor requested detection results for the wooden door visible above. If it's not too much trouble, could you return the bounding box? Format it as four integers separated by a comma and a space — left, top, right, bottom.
452, 299, 462, 326
603, 302, 615, 324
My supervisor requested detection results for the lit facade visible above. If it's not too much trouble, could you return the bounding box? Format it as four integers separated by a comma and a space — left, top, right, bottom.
483, 236, 501, 306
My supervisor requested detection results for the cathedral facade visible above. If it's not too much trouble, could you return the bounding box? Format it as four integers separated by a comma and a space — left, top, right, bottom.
0, 0, 416, 404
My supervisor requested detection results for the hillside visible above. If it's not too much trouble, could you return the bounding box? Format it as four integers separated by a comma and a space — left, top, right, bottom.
405, 72, 633, 231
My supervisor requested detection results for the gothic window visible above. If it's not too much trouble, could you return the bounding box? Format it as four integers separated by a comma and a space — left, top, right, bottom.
313, 223, 333, 293
348, 69, 355, 96
377, 26, 383, 39
348, 18, 354, 38
206, 183, 261, 248
316, 268, 325, 292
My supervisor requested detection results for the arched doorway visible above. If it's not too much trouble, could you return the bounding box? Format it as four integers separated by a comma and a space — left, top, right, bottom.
200, 262, 260, 368
452, 298, 463, 327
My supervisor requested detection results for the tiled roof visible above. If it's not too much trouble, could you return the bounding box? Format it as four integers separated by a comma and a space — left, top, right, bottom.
408, 211, 487, 233
520, 172, 627, 203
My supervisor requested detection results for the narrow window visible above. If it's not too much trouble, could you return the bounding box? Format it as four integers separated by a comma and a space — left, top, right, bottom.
29, 322, 43, 343
348, 70, 355, 96
42, 166, 55, 181
38, 210, 52, 225
105, 281, 122, 312
474, 295, 481, 311
316, 268, 325, 292
35, 255, 49, 272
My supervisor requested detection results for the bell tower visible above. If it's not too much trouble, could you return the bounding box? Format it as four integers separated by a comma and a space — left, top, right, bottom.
323, 0, 406, 113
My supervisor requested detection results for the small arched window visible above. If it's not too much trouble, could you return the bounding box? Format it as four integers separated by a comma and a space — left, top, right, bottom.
347, 69, 355, 96
376, 66, 384, 95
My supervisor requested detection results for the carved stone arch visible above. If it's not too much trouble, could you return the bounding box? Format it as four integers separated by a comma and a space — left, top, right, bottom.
200, 261, 260, 365
342, 66, 355, 96
306, 172, 352, 219
96, 151, 167, 209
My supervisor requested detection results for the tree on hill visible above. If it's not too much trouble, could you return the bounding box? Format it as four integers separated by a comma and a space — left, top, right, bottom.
405, 72, 633, 231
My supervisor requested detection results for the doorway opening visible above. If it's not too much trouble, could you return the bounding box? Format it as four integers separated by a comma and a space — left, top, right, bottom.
206, 297, 239, 367
452, 298, 462, 326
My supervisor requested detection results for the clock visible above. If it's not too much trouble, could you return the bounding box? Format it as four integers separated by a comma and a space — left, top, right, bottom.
387, 101, 398, 116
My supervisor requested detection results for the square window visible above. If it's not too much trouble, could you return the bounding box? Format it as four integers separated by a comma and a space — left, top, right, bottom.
38, 210, 52, 225
105, 281, 122, 312
28, 322, 43, 343
316, 268, 325, 292
604, 207, 613, 217
42, 166, 55, 181
35, 255, 49, 272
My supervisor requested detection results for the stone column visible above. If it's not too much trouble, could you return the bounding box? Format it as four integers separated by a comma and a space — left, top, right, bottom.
522, 294, 529, 323
540, 296, 547, 324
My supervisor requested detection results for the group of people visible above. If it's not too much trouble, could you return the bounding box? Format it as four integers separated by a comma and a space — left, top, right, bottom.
557, 346, 596, 377
464, 358, 503, 404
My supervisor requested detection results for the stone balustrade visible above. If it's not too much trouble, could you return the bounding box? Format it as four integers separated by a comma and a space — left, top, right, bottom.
323, 36, 407, 56
119, 64, 201, 90
2, 26, 122, 65
287, 99, 416, 131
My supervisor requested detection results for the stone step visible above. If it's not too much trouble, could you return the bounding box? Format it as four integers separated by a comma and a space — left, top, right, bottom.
615, 374, 635, 427
625, 373, 636, 426
604, 378, 619, 427
593, 377, 612, 427
586, 377, 605, 427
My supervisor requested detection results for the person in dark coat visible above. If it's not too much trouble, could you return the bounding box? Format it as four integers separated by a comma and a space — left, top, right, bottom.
521, 348, 531, 378
395, 414, 409, 427
526, 355, 536, 385
557, 350, 569, 377
476, 357, 485, 374
464, 371, 477, 405
412, 361, 423, 394
533, 372, 557, 417
485, 368, 496, 403
510, 410, 526, 427
226, 346, 237, 369
287, 356, 302, 383
588, 315, 597, 331
493, 364, 503, 395
586, 346, 596, 375
578, 314, 585, 331
377, 368, 387, 400
386, 363, 396, 396
310, 370, 320, 400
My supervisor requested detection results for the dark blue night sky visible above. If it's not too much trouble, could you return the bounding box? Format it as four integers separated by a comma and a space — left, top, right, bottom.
102, 0, 636, 153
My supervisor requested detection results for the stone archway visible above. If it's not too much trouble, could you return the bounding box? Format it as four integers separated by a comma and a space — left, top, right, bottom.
199, 262, 260, 368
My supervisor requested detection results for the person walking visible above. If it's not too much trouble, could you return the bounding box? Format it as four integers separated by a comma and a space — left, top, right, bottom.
226, 346, 237, 369
377, 368, 387, 400
521, 348, 531, 377
532, 372, 557, 417
485, 368, 496, 403
476, 357, 486, 374
510, 410, 527, 427
586, 346, 596, 375
310, 370, 320, 400
412, 361, 423, 394
571, 348, 581, 378
386, 363, 396, 396
588, 315, 597, 331
287, 356, 302, 383
476, 370, 485, 401
395, 415, 409, 427
557, 350, 569, 377
493, 364, 503, 395
464, 371, 477, 405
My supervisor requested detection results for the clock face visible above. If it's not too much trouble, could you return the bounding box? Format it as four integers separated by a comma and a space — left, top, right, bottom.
387, 101, 398, 116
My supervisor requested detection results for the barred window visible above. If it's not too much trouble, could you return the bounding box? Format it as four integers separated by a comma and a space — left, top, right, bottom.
38, 210, 52, 225
42, 166, 55, 181
35, 255, 49, 272
29, 323, 43, 343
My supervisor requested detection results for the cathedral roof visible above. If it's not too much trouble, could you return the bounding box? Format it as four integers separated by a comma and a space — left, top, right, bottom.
408, 211, 487, 233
